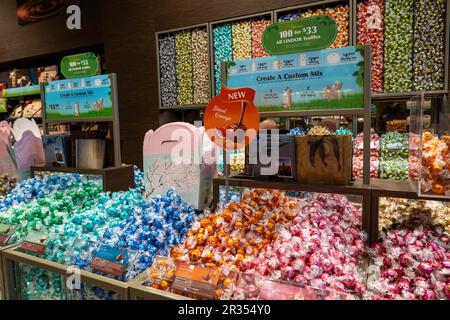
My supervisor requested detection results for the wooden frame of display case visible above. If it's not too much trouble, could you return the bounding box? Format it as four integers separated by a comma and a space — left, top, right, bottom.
209, 11, 274, 98
128, 271, 190, 300
1, 246, 131, 300
352, 0, 450, 96
274, 0, 354, 45
156, 23, 211, 111
30, 165, 135, 193
370, 179, 450, 244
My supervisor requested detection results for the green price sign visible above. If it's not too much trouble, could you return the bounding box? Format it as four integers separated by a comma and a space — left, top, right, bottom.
262, 16, 337, 55
61, 52, 99, 79
0, 99, 6, 113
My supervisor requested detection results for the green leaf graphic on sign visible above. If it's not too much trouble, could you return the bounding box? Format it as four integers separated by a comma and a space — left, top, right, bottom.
262, 15, 337, 55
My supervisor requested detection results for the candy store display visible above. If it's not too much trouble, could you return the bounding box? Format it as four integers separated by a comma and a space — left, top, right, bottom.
380, 132, 409, 180
378, 197, 450, 235
366, 227, 449, 300
383, 0, 414, 93
212, 15, 271, 95
158, 26, 210, 107
353, 129, 380, 178
357, 0, 384, 93
412, 0, 447, 91
420, 132, 450, 196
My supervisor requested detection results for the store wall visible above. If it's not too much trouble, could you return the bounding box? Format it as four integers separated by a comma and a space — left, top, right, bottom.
0, 0, 103, 63
101, 0, 157, 168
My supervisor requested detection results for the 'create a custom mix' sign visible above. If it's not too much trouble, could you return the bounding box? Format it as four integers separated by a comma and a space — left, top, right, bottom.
204, 87, 260, 150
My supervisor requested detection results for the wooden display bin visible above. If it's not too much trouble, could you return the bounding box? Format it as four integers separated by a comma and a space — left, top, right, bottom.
1, 247, 132, 300
30, 165, 135, 193
129, 271, 190, 300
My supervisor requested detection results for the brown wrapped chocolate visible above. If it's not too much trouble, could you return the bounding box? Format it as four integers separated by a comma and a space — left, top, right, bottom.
295, 135, 352, 185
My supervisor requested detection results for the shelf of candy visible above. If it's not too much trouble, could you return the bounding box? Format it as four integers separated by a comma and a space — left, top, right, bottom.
357, 0, 384, 94
408, 133, 420, 181
145, 256, 237, 300
380, 132, 409, 180
245, 193, 367, 297
353, 129, 380, 179
0, 175, 16, 198
365, 227, 449, 300
287, 127, 306, 136
158, 26, 210, 107
335, 127, 353, 136
387, 120, 408, 133
378, 197, 450, 235
419, 132, 450, 197
276, 2, 350, 49
218, 186, 247, 205
212, 15, 271, 95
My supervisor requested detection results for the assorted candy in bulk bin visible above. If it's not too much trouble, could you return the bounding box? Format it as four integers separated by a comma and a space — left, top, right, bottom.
212, 23, 232, 95
0, 175, 16, 198
380, 132, 409, 180
158, 33, 177, 107
277, 3, 350, 48
170, 189, 299, 270
384, 0, 414, 93
0, 173, 88, 213
335, 127, 353, 136
420, 132, 450, 196
158, 26, 209, 107
191, 28, 210, 104
0, 178, 102, 245
357, 0, 384, 93
212, 15, 271, 95
378, 197, 450, 235
366, 227, 449, 300
17, 265, 66, 300
175, 30, 193, 106
412, 0, 447, 91
247, 193, 367, 297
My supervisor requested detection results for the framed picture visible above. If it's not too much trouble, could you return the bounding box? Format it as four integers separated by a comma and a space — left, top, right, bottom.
17, 0, 79, 25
